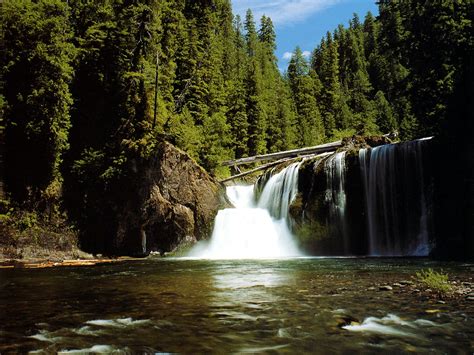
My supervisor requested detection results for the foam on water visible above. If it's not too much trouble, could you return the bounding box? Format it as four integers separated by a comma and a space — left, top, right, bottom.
85, 318, 150, 328
29, 318, 151, 349
188, 163, 302, 259
29, 331, 63, 343
58, 345, 117, 354
343, 313, 441, 338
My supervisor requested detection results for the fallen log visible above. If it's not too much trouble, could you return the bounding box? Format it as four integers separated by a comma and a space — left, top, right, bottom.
220, 157, 293, 183
222, 140, 342, 167
220, 151, 334, 183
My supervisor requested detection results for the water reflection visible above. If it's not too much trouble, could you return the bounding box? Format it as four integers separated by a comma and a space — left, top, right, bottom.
213, 265, 288, 289
210, 264, 288, 325
0, 258, 473, 353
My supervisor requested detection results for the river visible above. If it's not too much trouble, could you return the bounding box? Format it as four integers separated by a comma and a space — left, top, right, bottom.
1, 257, 473, 353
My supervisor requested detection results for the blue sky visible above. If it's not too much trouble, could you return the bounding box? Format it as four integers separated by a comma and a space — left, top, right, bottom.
232, 0, 379, 71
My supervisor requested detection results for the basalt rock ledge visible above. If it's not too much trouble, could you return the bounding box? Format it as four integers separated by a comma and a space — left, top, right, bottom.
78, 141, 228, 256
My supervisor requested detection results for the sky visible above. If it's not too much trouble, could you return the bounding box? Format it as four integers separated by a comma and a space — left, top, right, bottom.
232, 0, 379, 71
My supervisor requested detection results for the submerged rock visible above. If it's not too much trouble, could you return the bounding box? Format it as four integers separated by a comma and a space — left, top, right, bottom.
335, 315, 360, 328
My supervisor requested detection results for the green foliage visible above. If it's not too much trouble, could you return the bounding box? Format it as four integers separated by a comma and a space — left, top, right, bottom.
415, 268, 452, 294
288, 47, 324, 145
303, 0, 471, 142
199, 112, 232, 177
374, 91, 397, 133
167, 109, 202, 162
2, 0, 75, 204
0, 204, 79, 259
330, 128, 357, 141
1, 0, 471, 254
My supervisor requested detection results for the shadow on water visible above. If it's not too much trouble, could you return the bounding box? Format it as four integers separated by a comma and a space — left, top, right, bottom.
0, 257, 473, 353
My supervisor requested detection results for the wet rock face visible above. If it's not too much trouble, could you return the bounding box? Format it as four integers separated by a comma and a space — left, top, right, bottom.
289, 153, 367, 255
114, 142, 227, 256
289, 136, 433, 256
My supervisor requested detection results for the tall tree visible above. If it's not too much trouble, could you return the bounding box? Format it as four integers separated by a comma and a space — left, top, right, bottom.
377, 0, 415, 138
313, 32, 349, 137
2, 0, 75, 204
402, 0, 473, 137
225, 14, 249, 158
244, 10, 266, 155
288, 47, 325, 146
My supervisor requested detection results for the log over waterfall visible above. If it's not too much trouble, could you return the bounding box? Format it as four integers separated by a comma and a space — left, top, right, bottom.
221, 140, 343, 167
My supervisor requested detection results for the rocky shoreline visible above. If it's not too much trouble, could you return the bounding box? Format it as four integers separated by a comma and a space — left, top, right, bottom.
0, 256, 139, 269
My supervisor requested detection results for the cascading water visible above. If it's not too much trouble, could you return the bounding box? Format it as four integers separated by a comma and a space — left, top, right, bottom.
188, 138, 433, 259
324, 152, 349, 253
359, 138, 432, 256
189, 162, 302, 259
257, 162, 301, 220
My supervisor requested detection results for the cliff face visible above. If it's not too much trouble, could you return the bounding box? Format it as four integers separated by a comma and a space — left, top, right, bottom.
289, 151, 368, 255
287, 136, 435, 256
80, 141, 227, 256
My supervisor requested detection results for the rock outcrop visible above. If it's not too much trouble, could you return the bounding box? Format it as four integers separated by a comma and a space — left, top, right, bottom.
288, 151, 367, 255
285, 136, 434, 256
85, 141, 228, 256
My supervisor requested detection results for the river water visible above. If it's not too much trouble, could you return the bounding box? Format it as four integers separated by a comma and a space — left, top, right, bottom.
1, 258, 473, 353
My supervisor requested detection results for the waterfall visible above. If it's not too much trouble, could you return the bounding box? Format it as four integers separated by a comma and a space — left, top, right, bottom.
324, 152, 349, 253
359, 138, 432, 256
188, 162, 302, 259
257, 162, 301, 220
187, 139, 432, 259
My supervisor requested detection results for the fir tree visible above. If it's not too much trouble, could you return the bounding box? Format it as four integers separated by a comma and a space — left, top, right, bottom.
374, 90, 397, 133
244, 10, 266, 155
288, 47, 325, 146
2, 0, 75, 204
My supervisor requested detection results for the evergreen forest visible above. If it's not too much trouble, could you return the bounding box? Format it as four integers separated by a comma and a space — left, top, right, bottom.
0, 0, 472, 242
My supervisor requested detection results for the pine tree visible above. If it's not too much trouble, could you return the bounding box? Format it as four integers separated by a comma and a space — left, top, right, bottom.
288, 47, 325, 146
314, 32, 348, 137
245, 60, 267, 155
374, 90, 397, 133
257, 14, 285, 153
245, 9, 258, 57
2, 0, 75, 204
377, 0, 413, 138
244, 10, 267, 155
271, 80, 297, 150
401, 0, 473, 137
158, 0, 186, 119
226, 14, 249, 158
258, 15, 276, 51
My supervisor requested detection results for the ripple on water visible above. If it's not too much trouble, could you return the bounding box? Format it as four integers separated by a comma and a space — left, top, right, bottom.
85, 318, 151, 327
58, 345, 120, 354
29, 330, 64, 343
343, 313, 442, 338
28, 318, 152, 353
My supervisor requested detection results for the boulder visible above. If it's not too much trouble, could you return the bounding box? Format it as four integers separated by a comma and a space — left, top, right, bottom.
86, 141, 228, 256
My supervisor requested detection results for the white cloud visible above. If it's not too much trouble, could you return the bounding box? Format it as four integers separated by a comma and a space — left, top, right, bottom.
232, 0, 342, 27
282, 50, 311, 61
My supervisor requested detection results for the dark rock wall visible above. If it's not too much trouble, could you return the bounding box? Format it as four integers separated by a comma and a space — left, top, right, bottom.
288, 137, 435, 256
290, 152, 369, 255
81, 141, 227, 256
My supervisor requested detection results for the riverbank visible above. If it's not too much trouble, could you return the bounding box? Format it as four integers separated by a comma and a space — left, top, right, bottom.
0, 214, 141, 269
0, 256, 140, 269
0, 207, 80, 260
